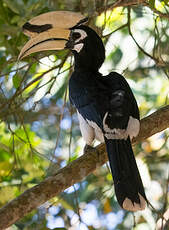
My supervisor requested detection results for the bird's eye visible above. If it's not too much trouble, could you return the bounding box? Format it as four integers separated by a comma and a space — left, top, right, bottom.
72, 32, 81, 40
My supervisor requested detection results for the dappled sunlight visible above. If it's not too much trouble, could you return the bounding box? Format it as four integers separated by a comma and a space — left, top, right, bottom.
0, 0, 168, 229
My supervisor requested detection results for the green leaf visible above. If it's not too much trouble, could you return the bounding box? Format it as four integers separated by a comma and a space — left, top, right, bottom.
67, 153, 78, 163
0, 142, 10, 153
107, 47, 123, 66
3, 0, 20, 14
163, 0, 169, 6
0, 2, 8, 22
13, 74, 22, 89
149, 0, 155, 8
11, 15, 20, 24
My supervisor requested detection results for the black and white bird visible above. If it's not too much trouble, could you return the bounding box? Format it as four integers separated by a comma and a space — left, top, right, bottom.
19, 11, 147, 211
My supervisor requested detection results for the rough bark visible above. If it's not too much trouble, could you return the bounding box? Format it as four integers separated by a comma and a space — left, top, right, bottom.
0, 105, 168, 229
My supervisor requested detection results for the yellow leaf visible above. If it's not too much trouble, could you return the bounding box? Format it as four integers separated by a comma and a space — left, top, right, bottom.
0, 161, 12, 176
106, 172, 112, 181
103, 198, 112, 214
0, 186, 18, 205
96, 8, 124, 28
24, 72, 42, 94
49, 196, 74, 211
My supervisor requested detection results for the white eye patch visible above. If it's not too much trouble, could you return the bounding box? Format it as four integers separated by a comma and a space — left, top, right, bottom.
72, 29, 87, 53
73, 29, 87, 43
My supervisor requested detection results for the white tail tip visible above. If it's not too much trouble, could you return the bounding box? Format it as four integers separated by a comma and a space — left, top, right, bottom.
122, 193, 146, 211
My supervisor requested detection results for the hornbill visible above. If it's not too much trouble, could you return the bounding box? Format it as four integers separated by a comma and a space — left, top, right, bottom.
19, 11, 147, 211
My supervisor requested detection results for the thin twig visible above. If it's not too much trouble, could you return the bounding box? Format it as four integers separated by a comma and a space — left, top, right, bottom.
127, 7, 159, 63
102, 23, 128, 38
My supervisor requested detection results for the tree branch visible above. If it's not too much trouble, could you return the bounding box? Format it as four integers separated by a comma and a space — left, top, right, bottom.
0, 105, 169, 229
97, 0, 147, 14
97, 0, 169, 21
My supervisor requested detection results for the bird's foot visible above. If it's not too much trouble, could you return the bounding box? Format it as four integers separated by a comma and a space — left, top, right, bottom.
83, 144, 100, 163
84, 144, 95, 154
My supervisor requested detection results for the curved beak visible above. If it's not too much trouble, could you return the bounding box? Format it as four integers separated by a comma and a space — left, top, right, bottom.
18, 11, 87, 60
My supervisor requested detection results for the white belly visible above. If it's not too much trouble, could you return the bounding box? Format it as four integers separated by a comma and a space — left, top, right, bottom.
77, 111, 104, 145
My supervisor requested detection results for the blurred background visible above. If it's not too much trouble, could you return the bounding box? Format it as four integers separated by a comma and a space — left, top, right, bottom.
0, 0, 168, 229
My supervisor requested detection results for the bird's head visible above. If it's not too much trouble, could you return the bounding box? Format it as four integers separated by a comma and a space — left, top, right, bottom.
66, 25, 105, 71
19, 11, 105, 71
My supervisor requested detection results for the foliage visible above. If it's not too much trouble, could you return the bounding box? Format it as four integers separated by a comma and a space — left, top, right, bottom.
0, 0, 169, 230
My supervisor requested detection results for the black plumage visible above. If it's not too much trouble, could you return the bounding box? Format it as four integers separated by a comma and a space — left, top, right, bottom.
19, 14, 147, 211
67, 25, 147, 211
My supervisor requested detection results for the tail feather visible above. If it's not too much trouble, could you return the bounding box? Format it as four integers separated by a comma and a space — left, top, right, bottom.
105, 137, 147, 211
